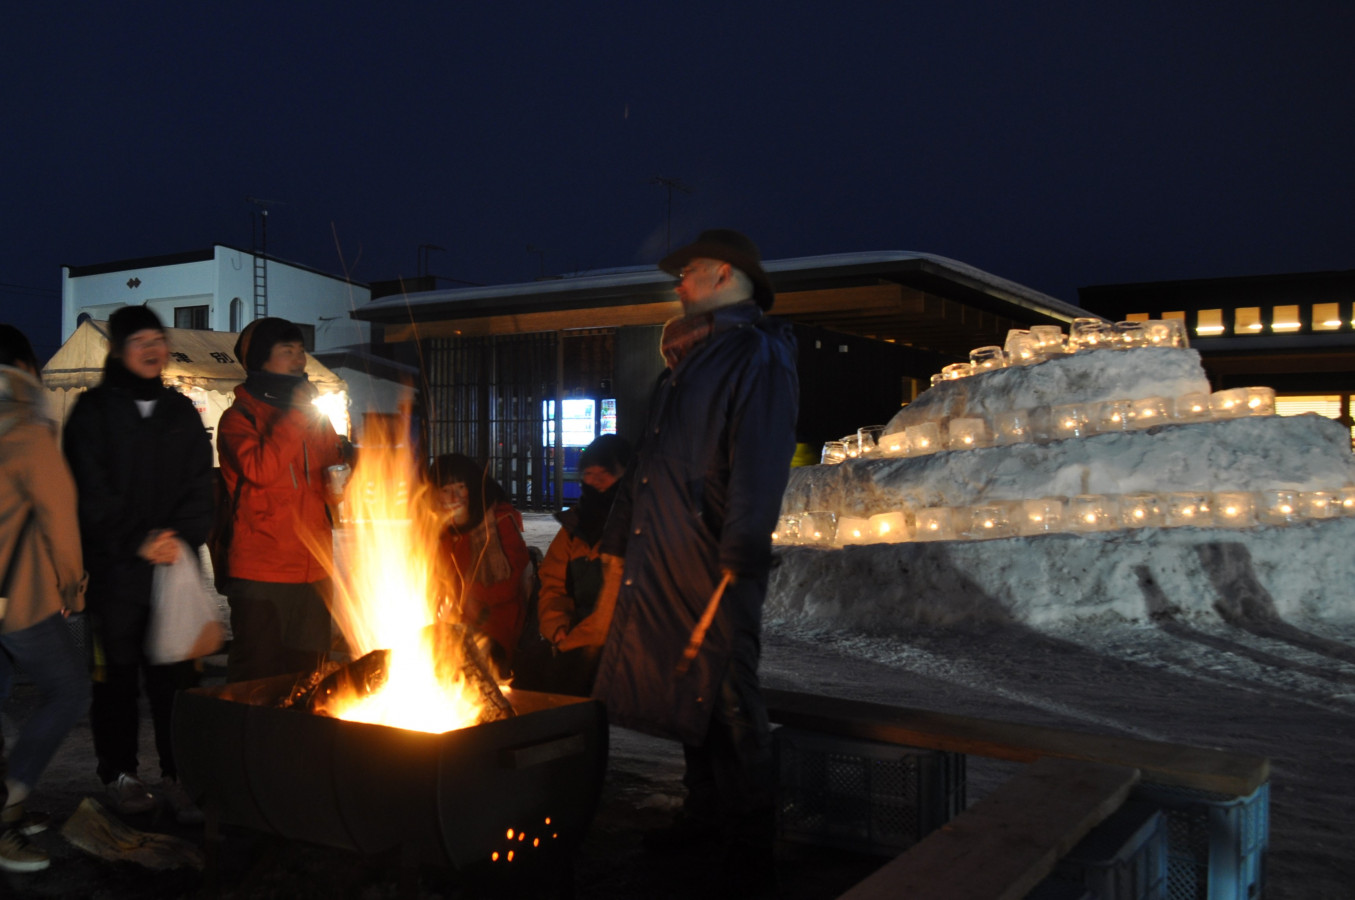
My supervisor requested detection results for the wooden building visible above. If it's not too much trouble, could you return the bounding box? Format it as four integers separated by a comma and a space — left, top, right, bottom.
1079, 268, 1355, 433
355, 251, 1087, 510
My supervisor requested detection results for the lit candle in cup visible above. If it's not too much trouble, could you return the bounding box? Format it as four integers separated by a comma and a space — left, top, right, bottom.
1214, 492, 1256, 527
1244, 387, 1275, 416
1069, 318, 1112, 352
1129, 396, 1170, 428
799, 511, 836, 543
1051, 403, 1090, 439
1019, 497, 1064, 535
941, 362, 974, 381
1113, 321, 1147, 348
1339, 487, 1355, 516
1209, 388, 1248, 418
1173, 392, 1211, 422
1259, 490, 1300, 525
1068, 494, 1117, 531
969, 346, 1007, 372
1165, 492, 1213, 527
966, 504, 1014, 539
869, 511, 910, 543
836, 516, 873, 546
821, 441, 848, 465
1029, 325, 1066, 357
877, 430, 909, 457
1093, 399, 1133, 433
915, 507, 955, 541
930, 373, 945, 388
842, 433, 867, 459
993, 409, 1032, 444
1300, 491, 1339, 519
948, 417, 990, 450
1004, 329, 1040, 365
772, 515, 801, 544
1143, 319, 1189, 348
906, 422, 942, 455
1120, 493, 1164, 528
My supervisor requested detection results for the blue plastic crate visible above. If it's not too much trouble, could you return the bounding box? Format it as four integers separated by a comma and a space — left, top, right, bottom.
774, 726, 966, 856
1053, 799, 1169, 900
1130, 781, 1269, 900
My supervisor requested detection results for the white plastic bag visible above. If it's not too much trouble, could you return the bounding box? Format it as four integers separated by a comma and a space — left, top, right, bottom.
147, 540, 225, 664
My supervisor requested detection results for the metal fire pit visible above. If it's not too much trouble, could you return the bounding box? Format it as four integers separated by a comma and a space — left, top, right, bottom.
172, 675, 608, 879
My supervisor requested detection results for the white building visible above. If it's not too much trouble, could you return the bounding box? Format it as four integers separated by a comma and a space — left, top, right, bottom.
60, 244, 370, 352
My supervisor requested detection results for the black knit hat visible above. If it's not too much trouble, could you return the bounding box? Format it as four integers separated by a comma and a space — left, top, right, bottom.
108, 305, 165, 351
659, 228, 775, 311
234, 317, 305, 372
578, 433, 633, 474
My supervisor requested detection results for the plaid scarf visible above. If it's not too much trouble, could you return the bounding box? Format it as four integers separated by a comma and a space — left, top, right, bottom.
659, 312, 715, 369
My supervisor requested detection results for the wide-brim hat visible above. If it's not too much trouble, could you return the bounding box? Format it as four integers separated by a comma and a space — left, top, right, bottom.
659, 228, 775, 311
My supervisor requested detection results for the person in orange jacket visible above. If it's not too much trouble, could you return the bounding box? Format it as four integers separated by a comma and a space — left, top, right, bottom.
430, 454, 531, 678
217, 318, 347, 683
534, 434, 632, 696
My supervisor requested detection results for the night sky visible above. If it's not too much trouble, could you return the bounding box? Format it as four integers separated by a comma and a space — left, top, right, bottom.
4, 2, 1353, 360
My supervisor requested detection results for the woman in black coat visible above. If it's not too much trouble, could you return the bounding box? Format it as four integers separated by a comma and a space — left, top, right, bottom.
62, 307, 213, 821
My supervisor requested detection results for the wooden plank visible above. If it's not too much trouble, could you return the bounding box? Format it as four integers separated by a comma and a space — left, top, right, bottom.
837, 758, 1138, 900
765, 689, 1269, 796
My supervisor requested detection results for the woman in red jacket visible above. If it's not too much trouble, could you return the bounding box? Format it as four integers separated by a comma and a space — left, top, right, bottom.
430, 454, 530, 678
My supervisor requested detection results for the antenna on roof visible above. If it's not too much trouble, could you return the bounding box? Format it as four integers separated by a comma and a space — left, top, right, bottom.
649, 176, 694, 254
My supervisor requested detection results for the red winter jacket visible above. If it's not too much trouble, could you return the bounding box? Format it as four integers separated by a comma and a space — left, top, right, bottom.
217, 384, 345, 584
438, 502, 531, 660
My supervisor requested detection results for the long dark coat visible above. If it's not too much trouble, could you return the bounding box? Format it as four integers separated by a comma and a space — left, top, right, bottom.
63, 372, 214, 663
593, 301, 798, 744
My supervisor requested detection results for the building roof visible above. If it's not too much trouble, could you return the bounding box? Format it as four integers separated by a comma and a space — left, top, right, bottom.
63, 244, 364, 287
354, 251, 1087, 357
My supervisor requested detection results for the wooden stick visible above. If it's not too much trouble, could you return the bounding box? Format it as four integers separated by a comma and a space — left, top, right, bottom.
675, 571, 734, 676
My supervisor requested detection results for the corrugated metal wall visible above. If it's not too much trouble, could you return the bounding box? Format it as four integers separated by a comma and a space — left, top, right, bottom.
424, 332, 559, 510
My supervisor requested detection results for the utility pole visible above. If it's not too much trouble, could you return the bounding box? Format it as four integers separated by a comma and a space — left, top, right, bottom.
418, 244, 445, 279
649, 176, 693, 253
526, 245, 545, 280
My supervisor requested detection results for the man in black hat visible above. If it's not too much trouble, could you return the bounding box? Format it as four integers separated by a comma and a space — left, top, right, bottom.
591, 230, 798, 894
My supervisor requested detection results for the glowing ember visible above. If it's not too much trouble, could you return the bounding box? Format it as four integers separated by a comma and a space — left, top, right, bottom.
310, 413, 506, 733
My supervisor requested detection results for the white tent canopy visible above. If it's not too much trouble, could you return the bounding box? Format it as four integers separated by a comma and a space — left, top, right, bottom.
43, 320, 350, 458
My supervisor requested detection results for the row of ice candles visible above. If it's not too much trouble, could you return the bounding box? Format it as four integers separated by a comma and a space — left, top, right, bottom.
823, 386, 1275, 463
777, 487, 1355, 547
934, 318, 1189, 385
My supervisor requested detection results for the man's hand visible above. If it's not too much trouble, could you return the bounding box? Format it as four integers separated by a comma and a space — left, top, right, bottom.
137, 529, 180, 565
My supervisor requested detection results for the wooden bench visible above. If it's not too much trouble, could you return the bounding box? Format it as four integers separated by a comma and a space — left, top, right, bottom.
837, 758, 1140, 900
764, 688, 1269, 796
764, 688, 1270, 898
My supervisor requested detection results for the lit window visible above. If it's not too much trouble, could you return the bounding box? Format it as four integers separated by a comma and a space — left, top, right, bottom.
1195, 309, 1224, 336
1125, 312, 1150, 322
1275, 395, 1342, 419
1234, 307, 1262, 334
1313, 302, 1342, 332
1272, 304, 1301, 332
1162, 310, 1185, 322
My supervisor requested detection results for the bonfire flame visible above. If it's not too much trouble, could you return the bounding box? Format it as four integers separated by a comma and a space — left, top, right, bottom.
311, 413, 509, 733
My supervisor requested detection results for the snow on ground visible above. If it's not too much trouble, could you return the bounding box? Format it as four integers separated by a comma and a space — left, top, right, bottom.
525, 512, 1355, 898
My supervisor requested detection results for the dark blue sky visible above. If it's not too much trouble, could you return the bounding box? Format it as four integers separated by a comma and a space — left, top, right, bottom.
4, 2, 1353, 360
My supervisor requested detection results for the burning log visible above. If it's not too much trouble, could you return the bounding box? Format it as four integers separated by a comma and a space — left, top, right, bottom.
427, 622, 516, 724
303, 649, 391, 717
279, 624, 514, 727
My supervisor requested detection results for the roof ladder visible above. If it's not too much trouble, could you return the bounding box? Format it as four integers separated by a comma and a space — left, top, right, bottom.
252, 207, 269, 321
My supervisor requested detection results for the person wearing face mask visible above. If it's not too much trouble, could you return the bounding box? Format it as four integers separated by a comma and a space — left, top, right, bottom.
61, 306, 214, 823
216, 318, 347, 685
429, 454, 531, 678
532, 434, 632, 696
